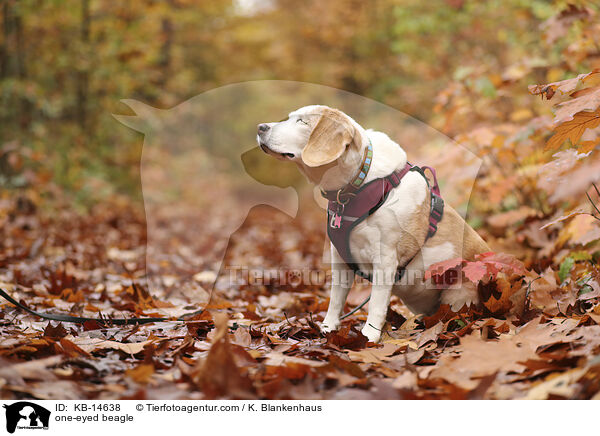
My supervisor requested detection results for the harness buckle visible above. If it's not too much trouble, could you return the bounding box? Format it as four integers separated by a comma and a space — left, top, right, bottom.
430, 192, 444, 220
428, 192, 444, 238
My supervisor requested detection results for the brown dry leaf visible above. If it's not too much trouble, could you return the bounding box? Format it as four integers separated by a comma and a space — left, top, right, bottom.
563, 325, 600, 357
231, 327, 252, 347
553, 88, 600, 124
59, 338, 92, 358
64, 336, 153, 355
263, 352, 327, 368
541, 5, 594, 45
430, 318, 578, 389
559, 214, 600, 246
529, 268, 577, 315
578, 138, 600, 153
192, 313, 255, 399
7, 380, 82, 400
0, 356, 63, 382
43, 322, 68, 339
417, 323, 444, 348
529, 69, 599, 100
125, 363, 155, 384
529, 268, 568, 314
383, 338, 418, 349
325, 325, 369, 350
478, 277, 523, 316
346, 343, 402, 364
546, 108, 600, 151
524, 367, 587, 399
546, 157, 600, 204
487, 206, 538, 229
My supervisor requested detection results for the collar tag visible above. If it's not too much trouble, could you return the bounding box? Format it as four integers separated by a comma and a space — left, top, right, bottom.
330, 213, 342, 229
329, 203, 345, 229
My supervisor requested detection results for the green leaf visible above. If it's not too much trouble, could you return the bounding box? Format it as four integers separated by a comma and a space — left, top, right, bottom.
558, 257, 575, 284
475, 76, 497, 98
579, 284, 593, 296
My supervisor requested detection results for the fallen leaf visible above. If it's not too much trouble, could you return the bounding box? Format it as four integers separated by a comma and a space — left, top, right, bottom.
126, 363, 155, 384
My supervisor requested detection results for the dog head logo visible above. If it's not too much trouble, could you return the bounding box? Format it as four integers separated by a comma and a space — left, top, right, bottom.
3, 402, 50, 433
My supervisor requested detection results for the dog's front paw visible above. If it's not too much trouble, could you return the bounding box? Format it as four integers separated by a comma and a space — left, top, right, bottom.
361, 323, 382, 343
321, 318, 341, 334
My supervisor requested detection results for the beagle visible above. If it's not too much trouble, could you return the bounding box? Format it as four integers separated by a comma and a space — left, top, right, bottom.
257, 105, 489, 342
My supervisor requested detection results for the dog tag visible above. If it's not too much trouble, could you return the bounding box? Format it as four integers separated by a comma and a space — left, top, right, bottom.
330, 213, 342, 229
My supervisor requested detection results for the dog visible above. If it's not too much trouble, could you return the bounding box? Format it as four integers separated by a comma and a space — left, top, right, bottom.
257, 105, 490, 342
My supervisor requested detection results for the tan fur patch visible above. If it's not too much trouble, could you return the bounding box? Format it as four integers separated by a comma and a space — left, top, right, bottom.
393, 191, 489, 267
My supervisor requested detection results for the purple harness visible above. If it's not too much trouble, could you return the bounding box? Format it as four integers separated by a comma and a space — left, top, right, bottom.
322, 163, 444, 282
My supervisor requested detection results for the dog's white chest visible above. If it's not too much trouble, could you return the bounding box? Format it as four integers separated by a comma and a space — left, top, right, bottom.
346, 172, 428, 271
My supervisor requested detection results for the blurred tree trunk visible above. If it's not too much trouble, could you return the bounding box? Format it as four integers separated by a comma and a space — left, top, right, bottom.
1, 1, 29, 129
1, 1, 26, 79
159, 0, 174, 88
160, 17, 173, 71
13, 5, 26, 79
0, 3, 8, 79
76, 0, 90, 130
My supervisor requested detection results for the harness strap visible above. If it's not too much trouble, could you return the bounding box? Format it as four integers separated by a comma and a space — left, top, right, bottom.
387, 163, 413, 188
325, 162, 444, 283
419, 166, 444, 238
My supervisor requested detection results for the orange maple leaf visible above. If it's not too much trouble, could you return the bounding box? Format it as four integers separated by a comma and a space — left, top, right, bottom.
546, 108, 600, 151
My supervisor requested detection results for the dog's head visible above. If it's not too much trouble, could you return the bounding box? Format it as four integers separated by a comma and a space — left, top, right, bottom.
257, 105, 365, 188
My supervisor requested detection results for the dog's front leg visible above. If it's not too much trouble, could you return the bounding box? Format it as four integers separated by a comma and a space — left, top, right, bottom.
321, 244, 354, 334
361, 266, 395, 343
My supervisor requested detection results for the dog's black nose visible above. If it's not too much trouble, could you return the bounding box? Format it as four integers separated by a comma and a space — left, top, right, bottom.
258, 123, 270, 133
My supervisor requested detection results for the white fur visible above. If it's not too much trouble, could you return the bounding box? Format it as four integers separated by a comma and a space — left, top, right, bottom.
258, 106, 470, 342
422, 242, 456, 267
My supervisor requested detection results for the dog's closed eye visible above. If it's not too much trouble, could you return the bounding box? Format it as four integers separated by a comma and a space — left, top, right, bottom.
296, 118, 308, 125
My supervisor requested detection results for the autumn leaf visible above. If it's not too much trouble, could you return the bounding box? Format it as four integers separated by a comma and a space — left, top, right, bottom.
487, 206, 538, 229
125, 363, 155, 384
528, 69, 599, 100
424, 257, 463, 280
43, 322, 68, 339
325, 325, 369, 350
191, 313, 256, 399
553, 88, 600, 124
427, 252, 526, 285
478, 276, 526, 316
541, 5, 594, 45
463, 262, 489, 282
59, 338, 91, 358
578, 138, 600, 154
473, 252, 526, 278
545, 108, 600, 151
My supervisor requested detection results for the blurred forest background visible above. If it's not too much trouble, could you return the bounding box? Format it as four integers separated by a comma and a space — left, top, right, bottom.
1, 0, 592, 204
2, 0, 600, 400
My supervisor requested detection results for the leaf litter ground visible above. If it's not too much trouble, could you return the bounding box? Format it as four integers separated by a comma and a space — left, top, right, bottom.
1, 193, 599, 400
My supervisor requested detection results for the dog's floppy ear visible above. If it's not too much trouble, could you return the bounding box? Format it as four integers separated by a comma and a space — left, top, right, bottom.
301, 108, 354, 167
